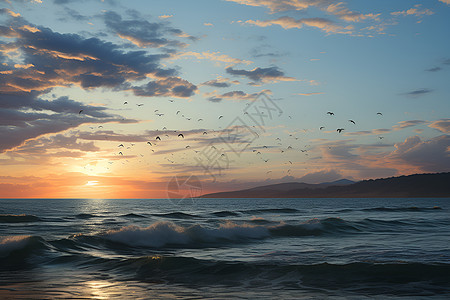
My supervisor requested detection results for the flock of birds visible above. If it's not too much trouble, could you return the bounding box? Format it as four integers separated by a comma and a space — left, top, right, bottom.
322, 111, 383, 134
78, 103, 384, 176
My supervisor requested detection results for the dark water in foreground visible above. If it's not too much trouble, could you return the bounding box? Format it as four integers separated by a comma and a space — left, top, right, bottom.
0, 198, 449, 299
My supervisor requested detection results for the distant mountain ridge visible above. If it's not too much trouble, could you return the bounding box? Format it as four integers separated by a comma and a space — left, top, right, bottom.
200, 173, 450, 198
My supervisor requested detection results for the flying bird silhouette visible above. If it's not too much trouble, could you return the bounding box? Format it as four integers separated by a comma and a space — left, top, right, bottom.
337, 128, 344, 133
349, 120, 355, 124
118, 152, 123, 155
156, 136, 161, 141
147, 142, 152, 146
178, 133, 184, 138
327, 111, 334, 115
118, 144, 124, 147
123, 101, 128, 105
320, 126, 325, 130
78, 110, 83, 114
203, 131, 207, 135
137, 104, 144, 106
218, 115, 223, 119
377, 112, 383, 115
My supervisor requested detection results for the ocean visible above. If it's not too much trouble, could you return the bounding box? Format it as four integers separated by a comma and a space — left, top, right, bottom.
1, 198, 449, 299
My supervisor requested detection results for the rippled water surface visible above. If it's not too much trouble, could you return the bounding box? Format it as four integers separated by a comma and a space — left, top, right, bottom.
1, 198, 449, 299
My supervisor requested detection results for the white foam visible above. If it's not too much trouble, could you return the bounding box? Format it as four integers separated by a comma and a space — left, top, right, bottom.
102, 221, 270, 248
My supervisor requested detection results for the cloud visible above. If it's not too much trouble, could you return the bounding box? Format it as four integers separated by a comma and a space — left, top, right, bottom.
241, 17, 353, 35
103, 11, 193, 48
201, 77, 238, 88
439, 0, 450, 4
174, 51, 252, 67
226, 66, 296, 83
131, 76, 197, 98
426, 67, 442, 72
326, 2, 380, 22
226, 0, 374, 22
429, 119, 450, 133
392, 120, 426, 131
391, 5, 433, 17
206, 89, 271, 102
0, 8, 20, 18
402, 89, 432, 97
391, 135, 450, 172
14, 133, 100, 154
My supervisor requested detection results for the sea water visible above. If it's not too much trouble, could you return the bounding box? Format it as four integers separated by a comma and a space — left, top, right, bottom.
1, 198, 449, 299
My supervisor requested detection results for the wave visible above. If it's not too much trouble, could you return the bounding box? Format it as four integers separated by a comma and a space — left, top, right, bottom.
121, 213, 147, 218
211, 211, 240, 217
100, 255, 450, 295
337, 206, 443, 213
75, 213, 98, 219
77, 218, 367, 249
0, 235, 47, 260
363, 206, 443, 212
240, 208, 300, 214
0, 214, 41, 223
151, 212, 202, 219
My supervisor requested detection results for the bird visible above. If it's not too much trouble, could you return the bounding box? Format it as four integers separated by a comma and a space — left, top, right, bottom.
156, 136, 161, 141
289, 161, 292, 164
156, 113, 164, 117
320, 126, 325, 130
137, 104, 144, 106
168, 100, 174, 102
337, 128, 344, 133
98, 125, 103, 128
147, 142, 152, 146
327, 111, 334, 115
349, 120, 355, 124
176, 111, 181, 115
123, 101, 128, 105
118, 144, 124, 147
203, 132, 207, 135
198, 119, 203, 121
118, 152, 123, 155
377, 112, 383, 115
379, 136, 384, 139
178, 133, 184, 138
218, 115, 223, 119
263, 159, 269, 162
78, 110, 83, 114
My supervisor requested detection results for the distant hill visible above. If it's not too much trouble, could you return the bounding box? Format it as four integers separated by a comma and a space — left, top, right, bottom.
200, 173, 450, 198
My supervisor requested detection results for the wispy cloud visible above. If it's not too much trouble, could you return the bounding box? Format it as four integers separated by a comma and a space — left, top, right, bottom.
240, 17, 354, 35
173, 51, 252, 67
429, 119, 450, 133
226, 66, 296, 83
401, 89, 433, 97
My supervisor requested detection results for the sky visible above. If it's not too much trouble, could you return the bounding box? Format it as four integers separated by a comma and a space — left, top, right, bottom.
0, 0, 449, 198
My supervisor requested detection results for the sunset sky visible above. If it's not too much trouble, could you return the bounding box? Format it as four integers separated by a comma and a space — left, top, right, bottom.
0, 0, 449, 198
